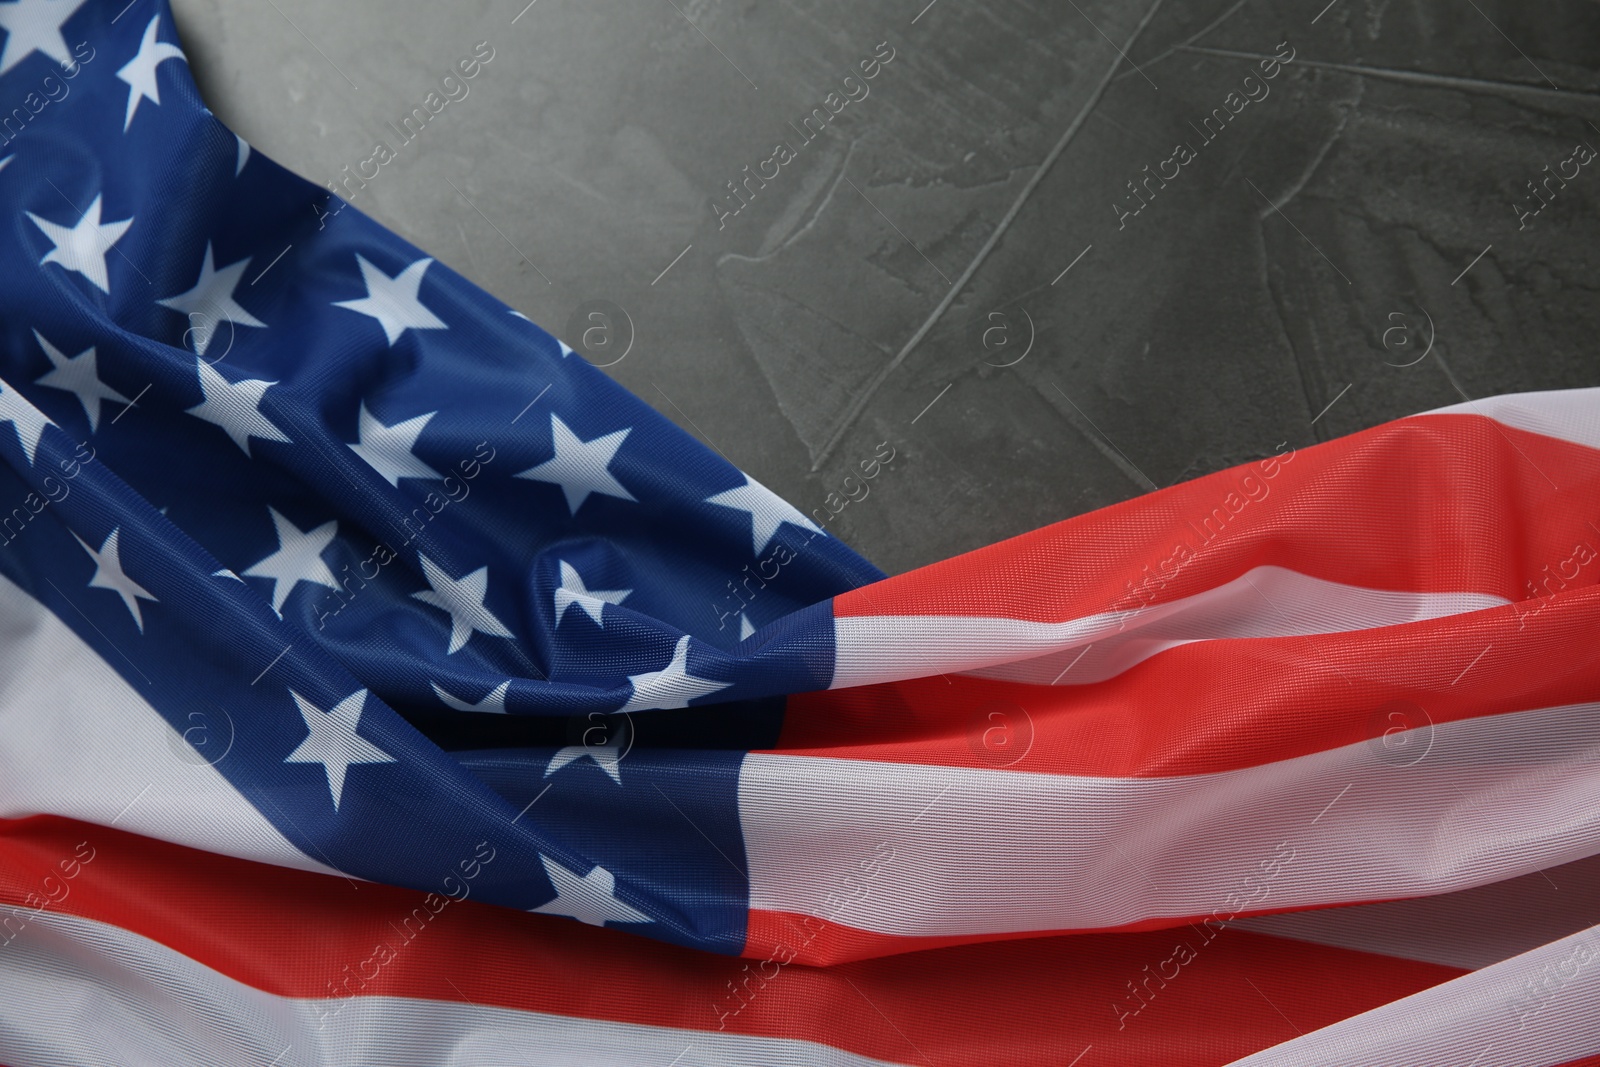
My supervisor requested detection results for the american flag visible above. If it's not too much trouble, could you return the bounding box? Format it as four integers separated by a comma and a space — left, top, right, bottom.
0, 2, 1597, 1064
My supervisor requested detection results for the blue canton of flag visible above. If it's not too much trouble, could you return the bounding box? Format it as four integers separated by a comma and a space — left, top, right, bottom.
0, 0, 882, 953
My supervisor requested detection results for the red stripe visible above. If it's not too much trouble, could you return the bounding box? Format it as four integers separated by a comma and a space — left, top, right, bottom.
779, 584, 1600, 776
0, 816, 1461, 1067
834, 413, 1600, 621
742, 893, 1442, 967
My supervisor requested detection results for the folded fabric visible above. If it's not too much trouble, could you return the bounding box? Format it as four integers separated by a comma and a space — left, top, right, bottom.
1, 2, 1597, 1064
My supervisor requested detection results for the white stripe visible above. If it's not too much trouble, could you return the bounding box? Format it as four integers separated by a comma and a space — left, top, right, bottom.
741, 701, 1600, 938
1423, 385, 1600, 452
0, 572, 335, 877
0, 910, 909, 1067
832, 566, 1507, 689
1235, 852, 1600, 970
1229, 923, 1600, 1067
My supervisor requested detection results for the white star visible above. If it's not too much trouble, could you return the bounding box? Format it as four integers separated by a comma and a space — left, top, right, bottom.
157, 243, 266, 357
546, 740, 624, 784
284, 689, 396, 811
430, 680, 510, 714
73, 527, 157, 632
212, 568, 243, 582
234, 134, 249, 176
516, 414, 635, 515
32, 331, 129, 431
348, 403, 441, 486
26, 194, 133, 295
0, 0, 88, 76
739, 613, 755, 640
531, 854, 651, 927
0, 155, 12, 172
618, 635, 730, 712
186, 358, 291, 456
242, 509, 339, 615
554, 560, 630, 627
411, 556, 514, 654
116, 16, 185, 130
333, 255, 447, 346
705, 472, 824, 556
0, 374, 53, 466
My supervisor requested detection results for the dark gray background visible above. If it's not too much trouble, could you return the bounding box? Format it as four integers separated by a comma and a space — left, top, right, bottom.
170, 0, 1600, 576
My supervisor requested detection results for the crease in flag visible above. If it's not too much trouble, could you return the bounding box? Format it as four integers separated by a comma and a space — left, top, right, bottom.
0, 1, 1598, 1064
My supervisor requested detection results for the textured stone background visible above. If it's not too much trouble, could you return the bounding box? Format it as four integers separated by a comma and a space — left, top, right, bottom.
170, 0, 1600, 576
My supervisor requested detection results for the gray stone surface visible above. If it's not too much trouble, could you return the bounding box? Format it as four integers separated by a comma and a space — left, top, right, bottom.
171, 0, 1600, 576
